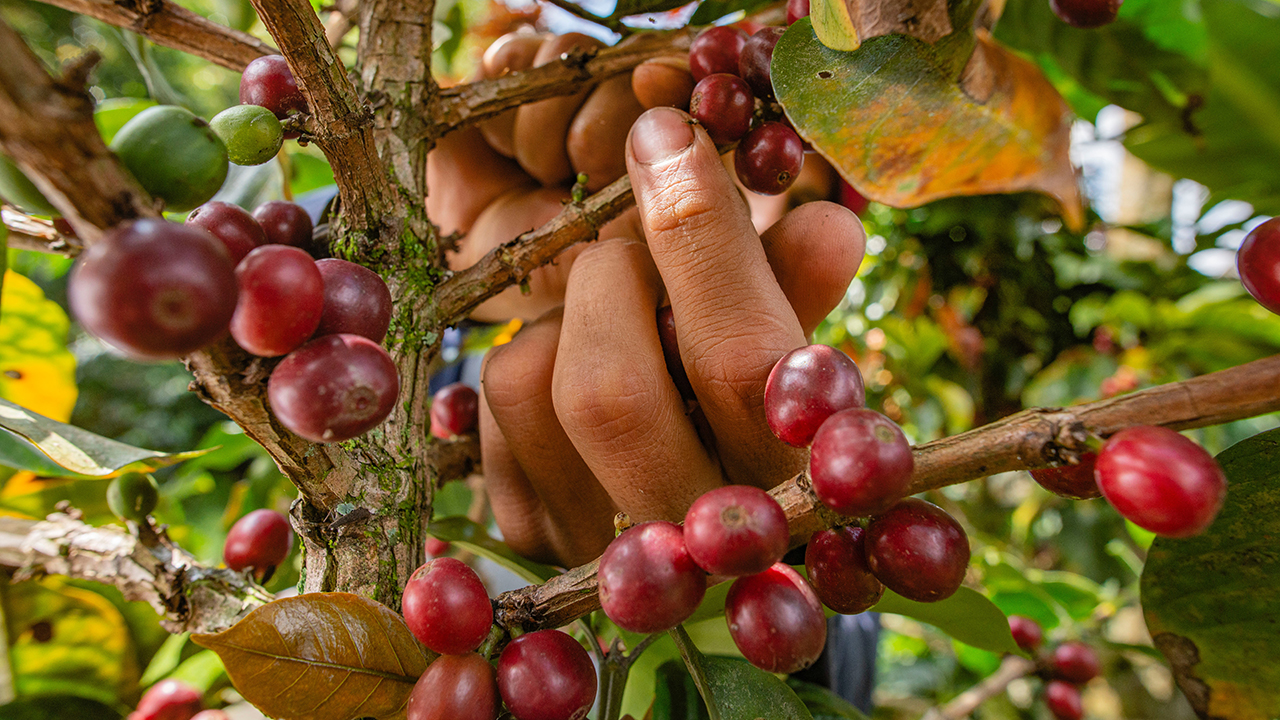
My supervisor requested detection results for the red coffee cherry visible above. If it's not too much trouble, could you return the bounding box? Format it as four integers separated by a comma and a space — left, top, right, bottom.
656, 306, 694, 400
1050, 0, 1122, 28
1044, 680, 1084, 720
765, 344, 866, 448
734, 122, 805, 196
231, 245, 324, 357
402, 557, 493, 656
738, 27, 785, 100
805, 526, 883, 615
497, 630, 597, 720
689, 73, 755, 145
688, 26, 749, 82
1030, 453, 1102, 500
683, 485, 789, 577
240, 55, 308, 120
129, 679, 202, 720
268, 334, 400, 443
725, 563, 827, 674
598, 521, 706, 633
425, 536, 451, 558
809, 408, 914, 516
865, 498, 969, 602
429, 383, 480, 439
223, 509, 292, 578
1094, 426, 1226, 538
407, 654, 498, 720
186, 201, 266, 265
1238, 217, 1280, 315
1051, 641, 1101, 684
1008, 615, 1044, 653
786, 0, 811, 23
314, 258, 393, 343
252, 200, 313, 249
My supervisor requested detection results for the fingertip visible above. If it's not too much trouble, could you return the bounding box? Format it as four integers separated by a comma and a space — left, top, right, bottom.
626, 106, 698, 166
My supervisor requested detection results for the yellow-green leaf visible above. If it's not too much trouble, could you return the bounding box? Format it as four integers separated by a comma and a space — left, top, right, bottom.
0, 270, 76, 422
192, 593, 433, 720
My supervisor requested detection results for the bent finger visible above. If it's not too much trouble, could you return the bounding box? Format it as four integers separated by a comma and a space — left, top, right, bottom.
760, 200, 865, 336
479, 32, 546, 158
514, 33, 605, 186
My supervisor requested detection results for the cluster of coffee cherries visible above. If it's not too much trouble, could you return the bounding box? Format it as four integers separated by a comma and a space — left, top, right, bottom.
400, 558, 596, 720
1008, 616, 1101, 720
127, 679, 227, 720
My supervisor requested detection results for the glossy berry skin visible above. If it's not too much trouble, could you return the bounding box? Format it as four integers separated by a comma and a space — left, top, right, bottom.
765, 344, 866, 447
809, 408, 914, 516
805, 526, 883, 614
735, 122, 805, 196
224, 509, 292, 575
497, 630, 597, 720
725, 563, 827, 674
689, 74, 755, 145
683, 485, 789, 576
402, 557, 493, 655
1007, 615, 1044, 653
407, 654, 497, 720
252, 200, 314, 249
129, 680, 202, 720
240, 55, 308, 120
231, 246, 324, 357
786, 0, 811, 23
598, 521, 706, 633
314, 259, 393, 342
268, 334, 400, 443
1236, 217, 1280, 315
1094, 426, 1226, 537
1030, 453, 1102, 500
187, 201, 266, 265
865, 498, 969, 603
1050, 0, 1122, 28
738, 27, 785, 100
69, 219, 237, 360
1051, 641, 1101, 684
425, 537, 451, 557
429, 383, 480, 439
1044, 680, 1084, 720
689, 26, 749, 82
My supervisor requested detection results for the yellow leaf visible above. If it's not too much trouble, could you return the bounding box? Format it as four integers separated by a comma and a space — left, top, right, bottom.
0, 270, 76, 421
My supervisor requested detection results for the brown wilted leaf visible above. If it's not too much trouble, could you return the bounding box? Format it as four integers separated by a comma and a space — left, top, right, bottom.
193, 593, 434, 720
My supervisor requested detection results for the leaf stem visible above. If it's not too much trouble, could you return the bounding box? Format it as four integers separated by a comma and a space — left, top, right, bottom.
669, 625, 721, 720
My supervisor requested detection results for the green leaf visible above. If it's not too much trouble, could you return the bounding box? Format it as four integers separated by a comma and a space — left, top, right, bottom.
786, 679, 871, 720
871, 587, 1021, 655
808, 0, 860, 51
0, 695, 124, 720
688, 0, 774, 25
427, 516, 559, 583
670, 626, 813, 720
611, 0, 691, 19
93, 98, 158, 145
652, 659, 712, 720
1141, 427, 1280, 718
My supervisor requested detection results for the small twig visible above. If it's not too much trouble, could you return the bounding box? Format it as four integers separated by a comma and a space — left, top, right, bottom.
920, 654, 1036, 720
2, 208, 83, 256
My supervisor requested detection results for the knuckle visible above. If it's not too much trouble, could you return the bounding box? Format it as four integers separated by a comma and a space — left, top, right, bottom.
481, 343, 553, 417
552, 359, 664, 446
644, 172, 721, 238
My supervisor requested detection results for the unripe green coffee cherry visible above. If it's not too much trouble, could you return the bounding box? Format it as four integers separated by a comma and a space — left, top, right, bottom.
106, 473, 159, 521
210, 105, 284, 166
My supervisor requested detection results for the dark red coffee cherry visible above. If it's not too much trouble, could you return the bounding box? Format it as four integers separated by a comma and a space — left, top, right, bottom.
805, 526, 883, 614
1094, 425, 1226, 538
425, 536, 451, 557
865, 498, 969, 603
1237, 217, 1280, 315
497, 630, 597, 720
68, 219, 237, 360
402, 557, 493, 656
1051, 641, 1100, 684
252, 200, 314, 249
240, 55, 308, 120
407, 654, 498, 720
689, 74, 755, 145
725, 563, 827, 674
735, 122, 805, 196
738, 27, 784, 100
314, 259, 393, 342
1050, 0, 1122, 28
1030, 452, 1102, 500
268, 333, 400, 442
598, 521, 706, 633
224, 508, 292, 579
786, 0, 811, 23
657, 306, 694, 400
765, 344, 866, 447
187, 201, 266, 265
129, 679, 202, 720
689, 26, 749, 82
1044, 680, 1084, 720
683, 485, 789, 577
1008, 615, 1044, 653
231, 245, 324, 357
429, 383, 480, 439
809, 408, 914, 516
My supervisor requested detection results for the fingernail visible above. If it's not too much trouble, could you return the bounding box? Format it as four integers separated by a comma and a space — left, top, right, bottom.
630, 107, 695, 164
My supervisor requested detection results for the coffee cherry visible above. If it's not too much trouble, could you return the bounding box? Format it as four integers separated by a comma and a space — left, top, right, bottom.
1030, 453, 1102, 500
786, 0, 811, 24
1008, 615, 1043, 653
805, 526, 883, 614
1051, 641, 1100, 684
129, 679, 202, 720
598, 521, 706, 633
240, 55, 308, 121
314, 259, 393, 342
683, 485, 789, 577
738, 27, 784, 100
809, 408, 913, 516
689, 74, 755, 145
689, 26, 749, 82
765, 344, 866, 447
497, 630, 597, 720
725, 563, 827, 674
111, 106, 229, 212
1236, 217, 1280, 315
425, 537, 451, 557
407, 654, 498, 720
734, 122, 805, 196
1094, 426, 1226, 538
1050, 0, 1122, 28
657, 306, 694, 400
224, 509, 292, 578
268, 334, 400, 443
107, 473, 159, 521
402, 557, 493, 655
210, 105, 283, 166
231, 245, 324, 357
865, 498, 969, 602
69, 219, 238, 360
1044, 680, 1084, 720
252, 200, 314, 249
187, 201, 267, 265
429, 383, 480, 439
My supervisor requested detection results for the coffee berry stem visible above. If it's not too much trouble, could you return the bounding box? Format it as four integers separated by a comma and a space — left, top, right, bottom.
669, 625, 724, 720
477, 624, 506, 661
